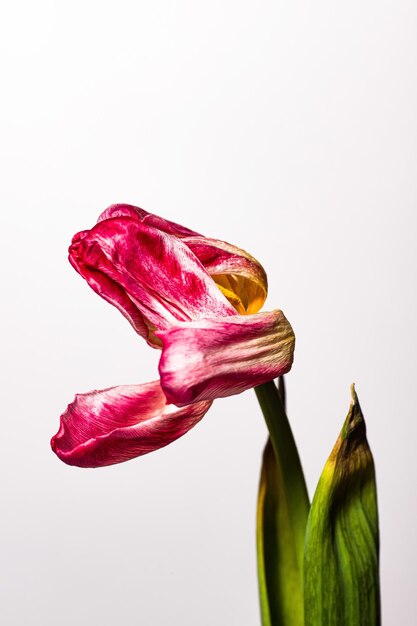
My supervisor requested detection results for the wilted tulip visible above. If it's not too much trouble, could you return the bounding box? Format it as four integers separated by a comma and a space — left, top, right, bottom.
51, 205, 295, 467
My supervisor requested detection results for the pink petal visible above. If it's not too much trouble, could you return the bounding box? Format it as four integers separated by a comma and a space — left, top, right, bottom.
51, 380, 212, 468
96, 206, 268, 314
69, 217, 236, 346
157, 310, 295, 405
97, 204, 201, 238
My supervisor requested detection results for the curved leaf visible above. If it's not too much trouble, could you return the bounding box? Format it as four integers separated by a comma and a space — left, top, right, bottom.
256, 379, 309, 626
304, 385, 380, 626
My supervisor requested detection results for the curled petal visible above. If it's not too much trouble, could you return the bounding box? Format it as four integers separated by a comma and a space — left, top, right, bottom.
157, 310, 295, 405
69, 217, 236, 346
97, 204, 201, 238
51, 381, 212, 468
183, 236, 268, 314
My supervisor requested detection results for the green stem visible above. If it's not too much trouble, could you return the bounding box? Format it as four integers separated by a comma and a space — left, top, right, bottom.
255, 381, 310, 609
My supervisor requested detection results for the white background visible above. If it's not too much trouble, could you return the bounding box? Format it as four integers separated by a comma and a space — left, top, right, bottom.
1, 1, 416, 624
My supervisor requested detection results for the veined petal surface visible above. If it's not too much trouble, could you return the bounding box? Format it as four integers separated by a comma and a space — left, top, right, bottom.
69, 217, 236, 346
51, 380, 212, 468
157, 310, 295, 405
97, 204, 268, 314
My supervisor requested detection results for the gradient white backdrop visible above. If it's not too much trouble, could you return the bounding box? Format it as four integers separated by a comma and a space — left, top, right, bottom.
1, 1, 416, 624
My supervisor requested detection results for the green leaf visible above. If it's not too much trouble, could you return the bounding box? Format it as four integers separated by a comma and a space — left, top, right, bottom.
304, 385, 380, 626
256, 379, 310, 626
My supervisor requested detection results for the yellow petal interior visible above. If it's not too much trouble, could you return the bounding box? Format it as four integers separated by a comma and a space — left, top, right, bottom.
213, 274, 267, 315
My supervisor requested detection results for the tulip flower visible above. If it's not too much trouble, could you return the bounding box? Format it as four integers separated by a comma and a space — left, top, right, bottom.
51, 205, 295, 467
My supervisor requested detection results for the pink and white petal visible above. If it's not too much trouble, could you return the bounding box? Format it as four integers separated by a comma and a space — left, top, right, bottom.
157, 310, 295, 405
97, 204, 201, 238
69, 217, 236, 346
183, 236, 268, 314
97, 206, 267, 314
51, 380, 212, 468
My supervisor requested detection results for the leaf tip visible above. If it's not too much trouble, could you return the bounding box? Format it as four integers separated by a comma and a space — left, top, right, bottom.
342, 383, 365, 442
350, 382, 357, 404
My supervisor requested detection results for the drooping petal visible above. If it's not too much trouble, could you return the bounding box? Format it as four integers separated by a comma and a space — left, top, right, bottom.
157, 310, 295, 405
69, 217, 236, 346
97, 204, 201, 238
183, 236, 268, 314
51, 380, 212, 468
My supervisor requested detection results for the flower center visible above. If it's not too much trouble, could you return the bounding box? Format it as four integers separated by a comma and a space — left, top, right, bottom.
213, 274, 267, 315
